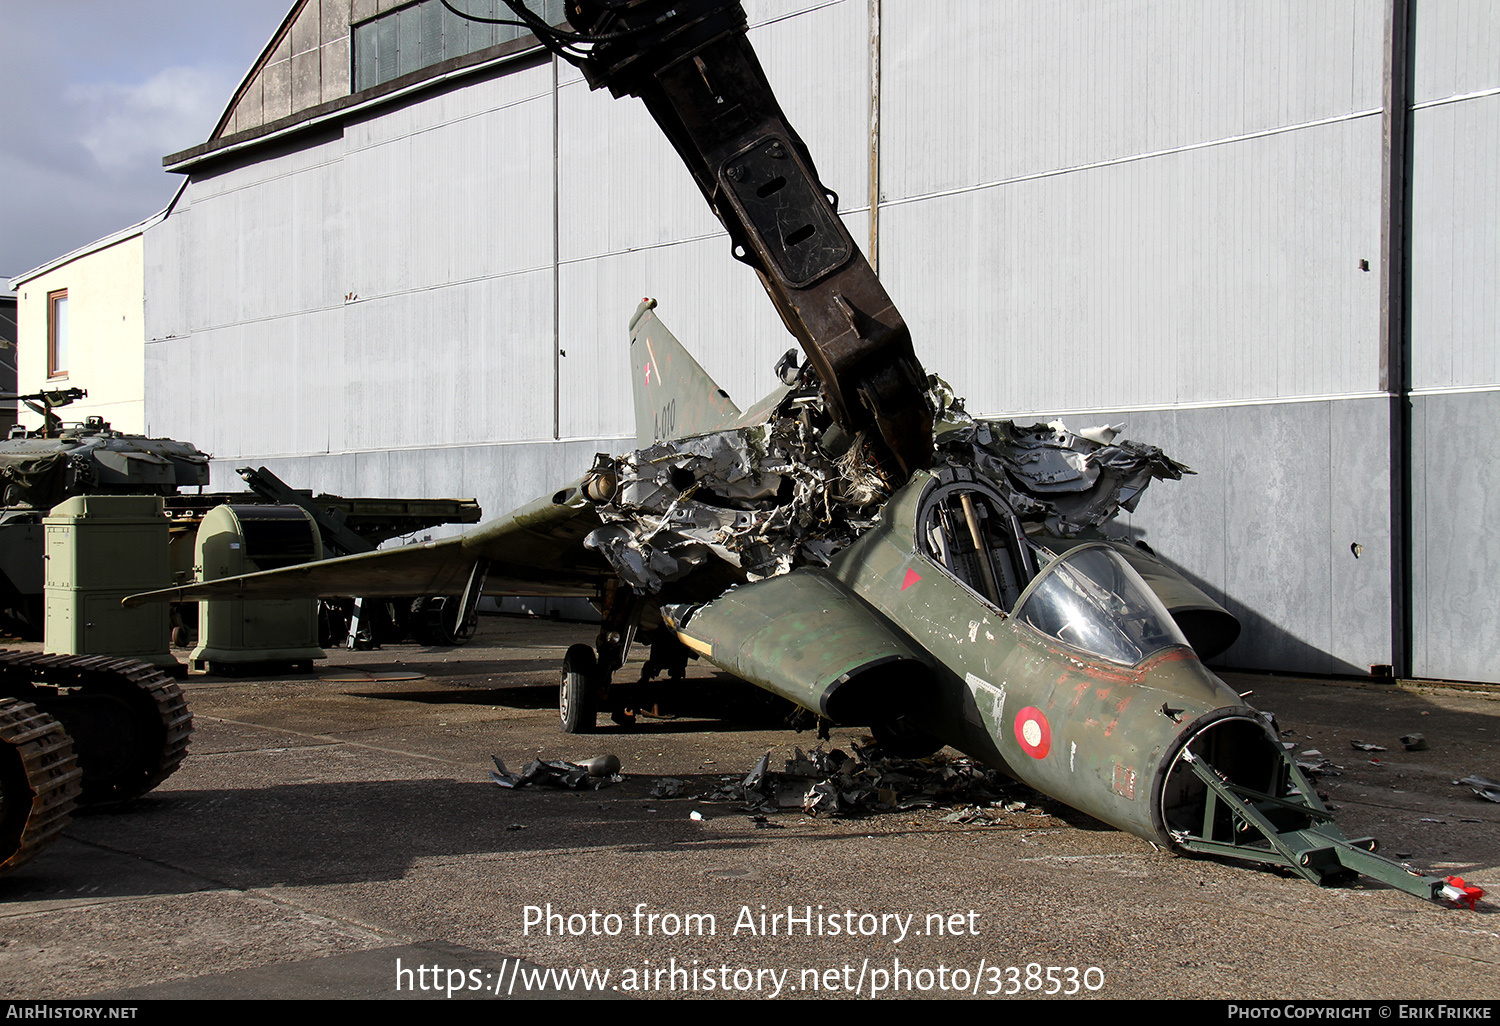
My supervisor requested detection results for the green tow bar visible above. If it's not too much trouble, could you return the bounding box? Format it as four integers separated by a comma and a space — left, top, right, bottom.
1171, 748, 1483, 907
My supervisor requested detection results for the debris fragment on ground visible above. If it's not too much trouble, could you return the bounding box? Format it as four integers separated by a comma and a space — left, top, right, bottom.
1400, 733, 1429, 751
490, 753, 623, 790
651, 743, 1039, 822
1455, 775, 1500, 803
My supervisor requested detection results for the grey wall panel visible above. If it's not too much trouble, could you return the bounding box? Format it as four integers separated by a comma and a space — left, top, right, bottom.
1412, 0, 1500, 104
174, 308, 345, 460
1409, 93, 1500, 391
340, 269, 555, 451
881, 0, 1381, 204
558, 0, 868, 263
558, 78, 723, 262
883, 115, 1383, 415
747, 0, 868, 214
347, 87, 554, 298
1410, 391, 1500, 683
1102, 399, 1390, 675
190, 136, 344, 201
1326, 398, 1395, 671
555, 234, 813, 440
144, 205, 191, 343
1023, 400, 1396, 675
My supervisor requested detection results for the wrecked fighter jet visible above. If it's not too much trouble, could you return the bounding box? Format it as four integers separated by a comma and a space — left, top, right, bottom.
128, 0, 1482, 907
126, 302, 1481, 907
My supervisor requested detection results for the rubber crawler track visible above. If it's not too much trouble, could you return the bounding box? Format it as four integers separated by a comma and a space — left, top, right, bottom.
0, 698, 82, 876
0, 651, 192, 805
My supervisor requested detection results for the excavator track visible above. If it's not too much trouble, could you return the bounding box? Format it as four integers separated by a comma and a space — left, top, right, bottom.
0, 698, 82, 876
0, 651, 192, 805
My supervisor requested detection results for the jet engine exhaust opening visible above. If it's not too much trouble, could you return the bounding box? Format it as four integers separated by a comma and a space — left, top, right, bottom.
822, 656, 936, 727
1154, 710, 1300, 851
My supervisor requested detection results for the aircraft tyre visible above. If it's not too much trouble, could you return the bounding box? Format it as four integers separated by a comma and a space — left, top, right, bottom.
0, 698, 81, 876
559, 644, 599, 734
0, 653, 192, 805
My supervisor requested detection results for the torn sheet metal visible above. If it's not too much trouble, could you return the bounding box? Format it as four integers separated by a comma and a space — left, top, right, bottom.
656, 743, 1033, 820
490, 754, 622, 790
584, 377, 1189, 594
1456, 775, 1500, 803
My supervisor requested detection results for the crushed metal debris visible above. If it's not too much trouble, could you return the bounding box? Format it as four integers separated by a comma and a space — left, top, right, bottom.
490, 753, 622, 790
1455, 775, 1500, 803
652, 743, 1039, 821
583, 378, 1187, 593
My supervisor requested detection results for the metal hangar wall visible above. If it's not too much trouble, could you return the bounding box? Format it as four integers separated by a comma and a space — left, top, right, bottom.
146, 0, 1500, 682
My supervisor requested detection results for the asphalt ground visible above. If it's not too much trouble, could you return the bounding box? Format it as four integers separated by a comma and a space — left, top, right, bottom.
1, 615, 1497, 1002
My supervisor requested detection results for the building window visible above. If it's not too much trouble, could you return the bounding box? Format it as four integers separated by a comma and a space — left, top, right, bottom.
352, 0, 565, 92
47, 290, 68, 379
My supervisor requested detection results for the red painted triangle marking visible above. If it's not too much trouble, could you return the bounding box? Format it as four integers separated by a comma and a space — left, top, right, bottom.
901, 568, 922, 591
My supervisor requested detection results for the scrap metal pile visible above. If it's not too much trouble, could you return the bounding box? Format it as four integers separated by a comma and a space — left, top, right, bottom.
583, 376, 1190, 595
656, 744, 1040, 823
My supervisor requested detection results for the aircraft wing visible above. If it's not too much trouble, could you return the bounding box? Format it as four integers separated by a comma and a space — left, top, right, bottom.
125, 483, 612, 606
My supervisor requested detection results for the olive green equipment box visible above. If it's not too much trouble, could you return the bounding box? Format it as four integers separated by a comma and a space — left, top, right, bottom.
190, 505, 325, 672
42, 495, 178, 670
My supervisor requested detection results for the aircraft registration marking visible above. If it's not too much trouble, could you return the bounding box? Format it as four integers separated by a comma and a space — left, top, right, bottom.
1014, 706, 1052, 759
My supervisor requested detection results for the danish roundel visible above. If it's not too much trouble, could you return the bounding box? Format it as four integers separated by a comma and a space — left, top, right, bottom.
1014, 706, 1052, 759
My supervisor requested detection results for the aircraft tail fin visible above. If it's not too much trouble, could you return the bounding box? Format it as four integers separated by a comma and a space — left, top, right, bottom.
630, 299, 741, 445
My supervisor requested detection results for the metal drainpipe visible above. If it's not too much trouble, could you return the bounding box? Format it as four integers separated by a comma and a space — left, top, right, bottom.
1380, 0, 1414, 678
867, 0, 881, 274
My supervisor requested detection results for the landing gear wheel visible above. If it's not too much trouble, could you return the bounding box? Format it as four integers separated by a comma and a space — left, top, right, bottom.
559, 644, 599, 734
0, 698, 81, 876
2, 653, 192, 805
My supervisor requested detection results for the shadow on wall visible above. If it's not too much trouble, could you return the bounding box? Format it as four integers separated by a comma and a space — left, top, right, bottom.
1106, 524, 1376, 679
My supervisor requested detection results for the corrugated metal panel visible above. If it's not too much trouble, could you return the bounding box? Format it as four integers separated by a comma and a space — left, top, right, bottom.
1410, 391, 1500, 681
556, 234, 804, 439
344, 62, 551, 148
881, 0, 1381, 204
347, 79, 553, 296
557, 79, 722, 262
882, 116, 1382, 414
1409, 92, 1500, 391
340, 270, 555, 451
748, 0, 868, 217
1412, 0, 1500, 104
558, 0, 868, 263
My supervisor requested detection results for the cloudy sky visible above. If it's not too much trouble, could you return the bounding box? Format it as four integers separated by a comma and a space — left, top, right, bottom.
2, 0, 292, 281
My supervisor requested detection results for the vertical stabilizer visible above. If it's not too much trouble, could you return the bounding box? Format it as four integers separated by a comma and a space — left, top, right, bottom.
629, 299, 742, 445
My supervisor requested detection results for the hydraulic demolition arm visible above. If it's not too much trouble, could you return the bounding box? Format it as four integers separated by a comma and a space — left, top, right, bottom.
503, 0, 934, 482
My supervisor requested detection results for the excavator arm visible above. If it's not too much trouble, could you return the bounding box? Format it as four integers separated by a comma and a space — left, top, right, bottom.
510, 0, 933, 481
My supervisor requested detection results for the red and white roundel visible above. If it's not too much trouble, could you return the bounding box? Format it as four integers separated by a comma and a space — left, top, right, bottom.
1014, 706, 1052, 759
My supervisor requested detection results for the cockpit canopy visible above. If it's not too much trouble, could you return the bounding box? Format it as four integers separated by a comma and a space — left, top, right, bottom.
1014, 545, 1193, 666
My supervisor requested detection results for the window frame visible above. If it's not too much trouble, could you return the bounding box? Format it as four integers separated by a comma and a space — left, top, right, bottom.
47, 289, 68, 379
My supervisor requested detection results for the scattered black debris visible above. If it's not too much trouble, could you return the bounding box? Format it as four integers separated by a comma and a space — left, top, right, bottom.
491, 754, 622, 790
1400, 733, 1429, 751
653, 743, 1034, 820
650, 778, 686, 798
1455, 775, 1500, 803
1296, 751, 1342, 777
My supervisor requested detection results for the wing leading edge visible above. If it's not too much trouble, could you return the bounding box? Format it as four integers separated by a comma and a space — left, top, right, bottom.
125, 484, 612, 606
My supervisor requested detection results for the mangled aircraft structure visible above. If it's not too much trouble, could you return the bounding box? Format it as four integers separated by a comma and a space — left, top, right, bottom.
126, 0, 1482, 906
